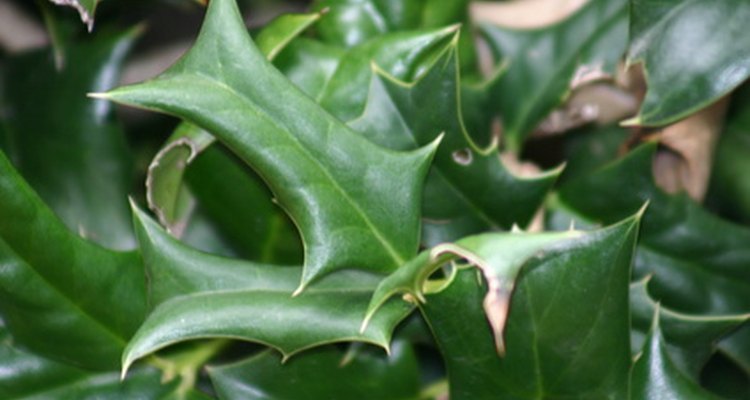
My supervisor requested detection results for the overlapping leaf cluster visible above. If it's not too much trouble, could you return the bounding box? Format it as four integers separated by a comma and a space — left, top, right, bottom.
1, 0, 750, 398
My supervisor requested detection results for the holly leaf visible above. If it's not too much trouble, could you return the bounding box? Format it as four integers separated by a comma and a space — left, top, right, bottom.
557, 142, 750, 370
0, 150, 146, 370
310, 0, 425, 47
351, 40, 559, 244
631, 309, 722, 400
274, 38, 346, 100
208, 342, 419, 400
3, 28, 138, 250
123, 205, 412, 376
626, 0, 750, 126
630, 277, 749, 378
185, 145, 303, 264
146, 11, 320, 240
49, 0, 98, 31
558, 143, 750, 314
0, 323, 208, 400
99, 0, 440, 289
480, 0, 628, 151
319, 26, 458, 122
709, 84, 750, 224
417, 216, 639, 399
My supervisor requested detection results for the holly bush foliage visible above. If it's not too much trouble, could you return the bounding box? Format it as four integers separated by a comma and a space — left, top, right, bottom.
1, 0, 750, 398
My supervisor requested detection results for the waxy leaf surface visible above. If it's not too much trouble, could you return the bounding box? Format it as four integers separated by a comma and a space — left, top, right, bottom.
103, 0, 438, 288
631, 312, 722, 399
0, 324, 208, 400
363, 229, 581, 354
419, 216, 637, 400
0, 150, 146, 370
319, 26, 457, 122
146, 12, 315, 258
124, 206, 412, 374
557, 143, 750, 369
481, 0, 628, 151
627, 0, 750, 126
630, 278, 748, 378
352, 41, 559, 244
3, 29, 136, 249
208, 342, 419, 400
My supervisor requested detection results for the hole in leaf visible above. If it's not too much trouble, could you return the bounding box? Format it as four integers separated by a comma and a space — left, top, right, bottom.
452, 148, 473, 166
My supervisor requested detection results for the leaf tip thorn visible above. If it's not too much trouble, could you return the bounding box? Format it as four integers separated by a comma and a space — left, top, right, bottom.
87, 92, 110, 100
620, 116, 641, 127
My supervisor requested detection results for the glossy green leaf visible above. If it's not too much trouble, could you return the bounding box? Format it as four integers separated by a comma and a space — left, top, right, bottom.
352, 41, 559, 244
0, 324, 195, 400
274, 38, 346, 100
0, 150, 146, 370
146, 10, 321, 238
208, 342, 419, 400
558, 143, 750, 316
630, 277, 749, 378
310, 0, 476, 72
626, 0, 750, 126
3, 29, 137, 250
419, 216, 638, 399
557, 142, 750, 372
311, 0, 425, 47
124, 205, 412, 375
255, 11, 322, 60
185, 145, 303, 264
319, 26, 458, 122
481, 0, 628, 151
363, 229, 582, 354
709, 85, 750, 224
49, 0, 98, 31
101, 0, 439, 289
631, 310, 722, 400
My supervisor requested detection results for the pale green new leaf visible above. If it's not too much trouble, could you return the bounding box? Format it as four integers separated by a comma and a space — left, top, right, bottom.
481, 0, 628, 151
362, 229, 581, 354
101, 0, 439, 289
123, 205, 412, 375
626, 0, 750, 126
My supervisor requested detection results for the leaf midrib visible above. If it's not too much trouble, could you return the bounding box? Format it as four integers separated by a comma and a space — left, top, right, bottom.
188, 73, 408, 267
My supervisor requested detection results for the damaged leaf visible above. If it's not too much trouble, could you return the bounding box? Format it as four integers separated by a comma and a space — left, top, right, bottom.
352, 38, 560, 244
100, 0, 439, 289
481, 0, 628, 151
418, 215, 639, 399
